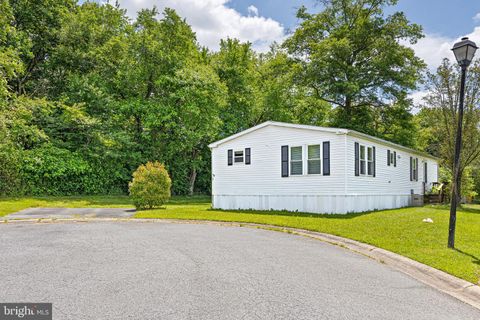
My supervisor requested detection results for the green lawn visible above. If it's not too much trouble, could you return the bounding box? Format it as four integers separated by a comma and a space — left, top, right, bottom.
1, 195, 479, 284
0, 195, 133, 217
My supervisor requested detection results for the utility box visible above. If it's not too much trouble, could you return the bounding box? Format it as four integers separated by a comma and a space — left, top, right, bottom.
411, 194, 424, 207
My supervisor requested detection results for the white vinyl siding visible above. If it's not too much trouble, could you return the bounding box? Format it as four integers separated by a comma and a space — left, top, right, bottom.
347, 137, 438, 196
211, 125, 346, 197
211, 122, 439, 214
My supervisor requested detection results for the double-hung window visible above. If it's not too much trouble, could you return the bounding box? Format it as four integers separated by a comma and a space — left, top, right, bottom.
308, 145, 321, 174
412, 158, 418, 180
359, 145, 374, 176
360, 145, 366, 175
367, 147, 374, 176
234, 150, 244, 163
290, 146, 303, 175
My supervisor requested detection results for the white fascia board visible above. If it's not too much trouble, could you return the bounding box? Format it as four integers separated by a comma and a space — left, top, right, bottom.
208, 121, 440, 161
347, 130, 440, 161
208, 121, 348, 149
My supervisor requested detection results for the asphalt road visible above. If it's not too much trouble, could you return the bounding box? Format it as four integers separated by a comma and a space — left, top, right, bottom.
0, 222, 478, 320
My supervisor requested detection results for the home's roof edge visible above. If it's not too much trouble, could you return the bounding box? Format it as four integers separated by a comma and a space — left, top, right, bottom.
208, 121, 440, 161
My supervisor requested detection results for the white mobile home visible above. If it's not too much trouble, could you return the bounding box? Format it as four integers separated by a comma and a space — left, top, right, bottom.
209, 121, 439, 214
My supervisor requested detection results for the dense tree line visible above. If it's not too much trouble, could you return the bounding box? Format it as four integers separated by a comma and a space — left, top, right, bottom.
1, 0, 476, 197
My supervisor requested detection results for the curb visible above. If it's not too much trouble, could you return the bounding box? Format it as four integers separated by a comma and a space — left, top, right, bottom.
2, 217, 480, 310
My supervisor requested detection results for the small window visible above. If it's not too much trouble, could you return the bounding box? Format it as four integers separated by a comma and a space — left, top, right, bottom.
360, 145, 366, 175
290, 146, 303, 175
234, 150, 244, 163
390, 151, 394, 165
308, 145, 321, 174
367, 147, 374, 176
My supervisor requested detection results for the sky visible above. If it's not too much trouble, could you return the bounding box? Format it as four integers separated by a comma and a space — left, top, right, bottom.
102, 0, 480, 104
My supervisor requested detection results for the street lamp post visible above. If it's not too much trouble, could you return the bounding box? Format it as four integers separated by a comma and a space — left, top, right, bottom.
448, 37, 478, 249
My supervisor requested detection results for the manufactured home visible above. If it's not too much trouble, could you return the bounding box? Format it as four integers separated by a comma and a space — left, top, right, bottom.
209, 121, 439, 214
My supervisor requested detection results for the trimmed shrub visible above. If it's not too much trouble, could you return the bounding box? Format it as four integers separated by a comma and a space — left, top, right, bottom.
129, 161, 171, 210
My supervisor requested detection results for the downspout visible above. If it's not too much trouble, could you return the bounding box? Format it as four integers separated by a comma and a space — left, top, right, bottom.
210, 147, 215, 207
344, 133, 348, 196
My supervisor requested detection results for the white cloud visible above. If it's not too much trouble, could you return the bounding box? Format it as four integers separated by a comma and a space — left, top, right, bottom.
247, 5, 258, 17
408, 90, 428, 108
406, 27, 480, 72
474, 12, 480, 23
406, 27, 480, 110
406, 33, 453, 71
116, 0, 284, 52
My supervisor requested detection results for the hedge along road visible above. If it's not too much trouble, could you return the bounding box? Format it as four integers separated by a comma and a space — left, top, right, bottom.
1, 221, 479, 320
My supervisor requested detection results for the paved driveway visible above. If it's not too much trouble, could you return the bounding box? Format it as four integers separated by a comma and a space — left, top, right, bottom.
0, 221, 478, 320
5, 207, 135, 219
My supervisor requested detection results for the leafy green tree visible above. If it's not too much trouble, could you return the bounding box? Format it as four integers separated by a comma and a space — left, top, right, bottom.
212, 38, 260, 135
371, 100, 417, 147
150, 64, 227, 194
257, 45, 331, 125
418, 59, 480, 193
0, 0, 23, 99
0, 0, 436, 197
9, 0, 76, 94
283, 0, 425, 137
39, 1, 128, 105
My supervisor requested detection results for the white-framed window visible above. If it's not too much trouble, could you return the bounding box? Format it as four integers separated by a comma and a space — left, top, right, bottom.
367, 147, 374, 176
234, 150, 244, 163
308, 144, 321, 174
290, 146, 303, 175
360, 145, 366, 175
359, 144, 374, 176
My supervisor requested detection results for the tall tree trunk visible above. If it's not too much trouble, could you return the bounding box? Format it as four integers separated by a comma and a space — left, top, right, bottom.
188, 168, 197, 196
345, 95, 352, 125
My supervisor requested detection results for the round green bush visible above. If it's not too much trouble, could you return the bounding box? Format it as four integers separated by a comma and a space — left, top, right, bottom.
129, 161, 171, 210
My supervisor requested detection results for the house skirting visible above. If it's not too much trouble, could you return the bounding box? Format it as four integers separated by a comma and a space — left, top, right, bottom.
212, 194, 415, 214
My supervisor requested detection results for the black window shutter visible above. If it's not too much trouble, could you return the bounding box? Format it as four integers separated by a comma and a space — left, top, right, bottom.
228, 149, 233, 166
394, 151, 397, 167
373, 146, 376, 177
354, 142, 359, 176
415, 158, 419, 181
410, 157, 413, 181
387, 149, 390, 166
245, 148, 251, 165
424, 162, 427, 182
323, 141, 330, 176
281, 146, 289, 177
